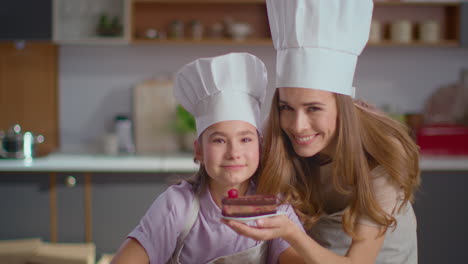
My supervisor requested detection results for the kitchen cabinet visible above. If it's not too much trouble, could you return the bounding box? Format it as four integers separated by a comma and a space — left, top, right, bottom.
0, 170, 185, 260
0, 0, 52, 40
0, 154, 197, 258
413, 171, 468, 263
0, 173, 51, 241
1, 169, 468, 263
91, 173, 173, 257
56, 173, 87, 243
0, 42, 58, 157
0, 172, 86, 244
52, 0, 131, 44
1, 154, 468, 261
130, 0, 465, 47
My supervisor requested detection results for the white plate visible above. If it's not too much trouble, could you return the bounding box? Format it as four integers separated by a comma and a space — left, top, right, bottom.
222, 211, 288, 223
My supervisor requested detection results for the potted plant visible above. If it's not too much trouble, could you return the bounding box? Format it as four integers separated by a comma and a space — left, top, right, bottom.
96, 14, 122, 37
174, 105, 196, 152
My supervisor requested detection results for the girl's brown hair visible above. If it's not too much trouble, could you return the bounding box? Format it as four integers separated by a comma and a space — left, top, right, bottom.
257, 90, 420, 239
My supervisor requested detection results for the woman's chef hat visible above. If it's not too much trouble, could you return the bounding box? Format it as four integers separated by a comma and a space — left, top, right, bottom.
174, 53, 267, 137
267, 0, 373, 97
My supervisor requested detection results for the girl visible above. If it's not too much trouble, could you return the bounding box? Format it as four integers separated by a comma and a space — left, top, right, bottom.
224, 1, 421, 264
111, 53, 304, 264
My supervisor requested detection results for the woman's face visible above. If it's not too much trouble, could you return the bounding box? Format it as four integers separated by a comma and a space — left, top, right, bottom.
278, 87, 338, 157
196, 120, 260, 190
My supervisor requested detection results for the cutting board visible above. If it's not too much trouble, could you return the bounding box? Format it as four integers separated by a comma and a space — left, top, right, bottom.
133, 79, 179, 154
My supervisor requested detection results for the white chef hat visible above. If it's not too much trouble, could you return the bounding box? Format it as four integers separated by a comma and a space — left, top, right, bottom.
267, 0, 373, 97
174, 53, 267, 137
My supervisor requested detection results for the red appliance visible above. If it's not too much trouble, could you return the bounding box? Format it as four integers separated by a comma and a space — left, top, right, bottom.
417, 125, 468, 155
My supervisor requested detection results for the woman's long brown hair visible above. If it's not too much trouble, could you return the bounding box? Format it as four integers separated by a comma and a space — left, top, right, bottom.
257, 90, 421, 239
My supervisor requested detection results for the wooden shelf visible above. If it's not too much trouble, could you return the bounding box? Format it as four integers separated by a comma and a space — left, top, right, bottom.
372, 1, 461, 44
131, 0, 270, 43
132, 37, 272, 45
130, 0, 462, 46
131, 37, 459, 47
56, 37, 129, 45
367, 39, 459, 47
375, 1, 461, 7
51, 0, 463, 46
133, 0, 266, 3
133, 0, 460, 5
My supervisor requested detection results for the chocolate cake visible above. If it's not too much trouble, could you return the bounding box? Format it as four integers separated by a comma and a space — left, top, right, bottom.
221, 189, 277, 217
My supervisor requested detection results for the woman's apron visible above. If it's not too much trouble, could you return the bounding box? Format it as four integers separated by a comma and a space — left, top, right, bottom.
168, 196, 268, 264
308, 203, 418, 264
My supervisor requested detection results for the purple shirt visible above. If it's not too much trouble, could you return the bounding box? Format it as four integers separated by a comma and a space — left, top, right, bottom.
129, 181, 304, 264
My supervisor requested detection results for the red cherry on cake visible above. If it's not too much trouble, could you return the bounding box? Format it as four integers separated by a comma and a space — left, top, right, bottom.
228, 189, 239, 198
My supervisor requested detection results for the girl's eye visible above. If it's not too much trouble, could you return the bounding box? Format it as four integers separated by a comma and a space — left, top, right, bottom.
212, 138, 225, 143
278, 104, 292, 111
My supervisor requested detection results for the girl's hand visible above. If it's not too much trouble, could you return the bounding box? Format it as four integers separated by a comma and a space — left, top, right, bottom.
222, 214, 298, 241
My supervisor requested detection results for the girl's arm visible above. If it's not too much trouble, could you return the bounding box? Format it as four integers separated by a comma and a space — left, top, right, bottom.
111, 238, 149, 264
224, 215, 385, 264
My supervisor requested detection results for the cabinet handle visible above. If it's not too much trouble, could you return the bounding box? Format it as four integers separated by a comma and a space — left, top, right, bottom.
15, 40, 25, 50
65, 175, 77, 187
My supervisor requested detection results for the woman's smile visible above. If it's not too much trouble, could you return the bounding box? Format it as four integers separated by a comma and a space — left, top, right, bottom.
294, 134, 319, 145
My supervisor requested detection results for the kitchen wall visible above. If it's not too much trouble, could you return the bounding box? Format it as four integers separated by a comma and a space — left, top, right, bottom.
59, 45, 468, 153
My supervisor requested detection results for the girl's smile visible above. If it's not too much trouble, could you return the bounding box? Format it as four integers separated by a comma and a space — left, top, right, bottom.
221, 164, 247, 171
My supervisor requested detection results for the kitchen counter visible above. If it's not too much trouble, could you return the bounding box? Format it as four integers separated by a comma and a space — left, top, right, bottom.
0, 153, 198, 173
0, 153, 467, 173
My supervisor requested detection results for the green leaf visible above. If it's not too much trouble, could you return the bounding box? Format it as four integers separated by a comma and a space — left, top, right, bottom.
174, 105, 196, 133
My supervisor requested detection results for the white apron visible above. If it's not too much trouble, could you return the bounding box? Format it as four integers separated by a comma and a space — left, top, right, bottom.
308, 203, 418, 264
168, 196, 268, 264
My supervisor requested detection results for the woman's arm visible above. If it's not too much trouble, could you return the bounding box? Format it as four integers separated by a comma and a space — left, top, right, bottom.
111, 238, 149, 264
278, 247, 306, 264
223, 215, 385, 264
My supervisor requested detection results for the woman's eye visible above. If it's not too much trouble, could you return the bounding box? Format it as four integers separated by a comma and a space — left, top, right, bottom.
307, 106, 322, 112
241, 137, 252, 143
278, 104, 292, 111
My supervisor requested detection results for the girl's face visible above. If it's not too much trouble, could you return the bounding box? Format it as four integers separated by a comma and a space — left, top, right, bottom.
278, 87, 338, 157
196, 120, 260, 191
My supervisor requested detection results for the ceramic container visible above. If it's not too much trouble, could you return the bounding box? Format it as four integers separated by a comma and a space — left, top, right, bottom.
391, 20, 412, 43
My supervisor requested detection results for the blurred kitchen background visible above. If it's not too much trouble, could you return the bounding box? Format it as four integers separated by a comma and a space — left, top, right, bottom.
1, 0, 468, 263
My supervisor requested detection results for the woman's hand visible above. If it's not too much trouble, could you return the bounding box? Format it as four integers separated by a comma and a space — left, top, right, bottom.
224, 215, 386, 264
222, 214, 299, 241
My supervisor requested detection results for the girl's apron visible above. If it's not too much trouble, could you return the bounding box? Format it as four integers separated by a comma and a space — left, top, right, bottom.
168, 196, 268, 264
308, 203, 418, 264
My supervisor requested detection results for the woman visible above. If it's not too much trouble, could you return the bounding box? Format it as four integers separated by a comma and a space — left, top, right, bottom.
223, 1, 421, 263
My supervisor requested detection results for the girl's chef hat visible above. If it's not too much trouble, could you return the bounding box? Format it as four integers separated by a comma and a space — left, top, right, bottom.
173, 53, 267, 137
267, 0, 373, 97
